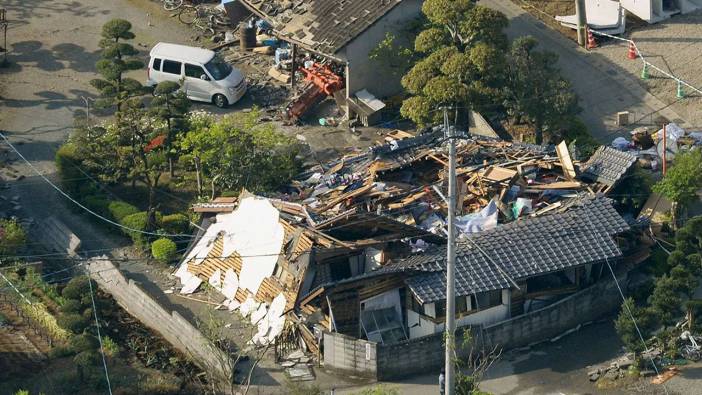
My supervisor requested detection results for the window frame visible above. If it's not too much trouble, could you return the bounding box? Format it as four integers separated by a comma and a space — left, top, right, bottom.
185, 63, 208, 80
152, 58, 162, 71
162, 59, 183, 75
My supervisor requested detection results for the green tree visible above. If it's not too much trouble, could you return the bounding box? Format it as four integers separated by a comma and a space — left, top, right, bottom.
653, 149, 702, 225
650, 274, 684, 327
90, 19, 145, 116
399, 0, 509, 126
369, 32, 416, 78
610, 166, 653, 215
181, 111, 300, 197
0, 218, 27, 256
614, 297, 657, 354
504, 36, 580, 144
150, 81, 191, 176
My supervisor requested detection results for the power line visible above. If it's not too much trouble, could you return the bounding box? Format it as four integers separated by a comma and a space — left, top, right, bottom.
86, 264, 113, 395
0, 132, 196, 239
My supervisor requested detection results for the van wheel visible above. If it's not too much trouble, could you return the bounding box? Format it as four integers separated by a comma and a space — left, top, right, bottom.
213, 94, 228, 108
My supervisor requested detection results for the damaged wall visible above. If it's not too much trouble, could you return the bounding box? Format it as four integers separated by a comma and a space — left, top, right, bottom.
87, 258, 233, 381
336, 0, 423, 98
325, 272, 628, 380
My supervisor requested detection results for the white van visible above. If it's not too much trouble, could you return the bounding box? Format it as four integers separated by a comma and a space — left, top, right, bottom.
147, 43, 246, 108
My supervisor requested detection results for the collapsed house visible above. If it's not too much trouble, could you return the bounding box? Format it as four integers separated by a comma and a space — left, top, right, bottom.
175, 129, 648, 368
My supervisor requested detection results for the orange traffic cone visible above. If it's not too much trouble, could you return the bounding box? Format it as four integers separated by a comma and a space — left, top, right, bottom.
627, 41, 637, 60
586, 28, 597, 49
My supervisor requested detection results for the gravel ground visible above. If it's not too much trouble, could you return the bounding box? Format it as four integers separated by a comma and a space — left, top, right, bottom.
578, 11, 702, 130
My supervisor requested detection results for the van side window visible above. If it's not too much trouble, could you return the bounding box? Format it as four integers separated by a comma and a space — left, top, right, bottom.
162, 60, 182, 75
185, 64, 206, 79
152, 58, 162, 71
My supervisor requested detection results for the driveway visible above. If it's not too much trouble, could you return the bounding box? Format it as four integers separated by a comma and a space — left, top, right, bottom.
481, 0, 691, 143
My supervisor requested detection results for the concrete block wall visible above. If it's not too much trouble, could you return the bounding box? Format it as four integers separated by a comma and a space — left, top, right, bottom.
329, 274, 627, 380
87, 259, 232, 380
481, 274, 625, 351
323, 332, 377, 378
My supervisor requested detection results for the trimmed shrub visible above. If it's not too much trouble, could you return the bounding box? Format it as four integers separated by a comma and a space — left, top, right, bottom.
83, 194, 110, 217
60, 299, 82, 314
108, 201, 139, 222
152, 238, 177, 263
55, 143, 83, 194
0, 218, 27, 256
49, 345, 75, 358
70, 333, 99, 353
160, 213, 189, 234
62, 276, 91, 300
57, 313, 90, 334
120, 211, 149, 247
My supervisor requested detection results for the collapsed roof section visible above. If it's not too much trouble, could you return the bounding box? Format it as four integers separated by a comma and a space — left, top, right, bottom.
580, 146, 638, 187
239, 0, 404, 55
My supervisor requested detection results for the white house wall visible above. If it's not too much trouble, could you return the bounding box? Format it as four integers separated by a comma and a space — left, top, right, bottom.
337, 0, 423, 98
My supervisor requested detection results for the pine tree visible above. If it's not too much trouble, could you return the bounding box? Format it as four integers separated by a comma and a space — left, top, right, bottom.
90, 19, 145, 116
150, 81, 190, 176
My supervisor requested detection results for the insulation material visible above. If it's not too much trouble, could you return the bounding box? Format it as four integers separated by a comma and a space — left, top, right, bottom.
251, 303, 268, 325
221, 269, 239, 300
239, 295, 260, 318
178, 196, 285, 296
209, 268, 222, 289
252, 293, 287, 345
227, 299, 241, 311
180, 276, 203, 294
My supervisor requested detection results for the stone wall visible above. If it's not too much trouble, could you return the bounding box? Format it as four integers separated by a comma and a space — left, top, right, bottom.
324, 273, 627, 380
87, 258, 232, 380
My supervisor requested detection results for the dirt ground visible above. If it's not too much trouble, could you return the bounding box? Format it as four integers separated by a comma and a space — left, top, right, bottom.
514, 2, 702, 131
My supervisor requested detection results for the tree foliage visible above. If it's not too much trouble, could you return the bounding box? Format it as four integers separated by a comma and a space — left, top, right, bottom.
400, 0, 509, 126
0, 219, 27, 256
614, 297, 657, 354
150, 81, 191, 176
653, 148, 702, 208
89, 19, 144, 113
504, 36, 580, 144
181, 111, 301, 196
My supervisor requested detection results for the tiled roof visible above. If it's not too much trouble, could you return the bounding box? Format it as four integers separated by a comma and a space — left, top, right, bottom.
401, 197, 630, 303
241, 0, 404, 55
580, 146, 637, 187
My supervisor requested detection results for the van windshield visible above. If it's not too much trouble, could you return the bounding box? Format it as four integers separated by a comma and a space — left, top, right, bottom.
204, 55, 233, 81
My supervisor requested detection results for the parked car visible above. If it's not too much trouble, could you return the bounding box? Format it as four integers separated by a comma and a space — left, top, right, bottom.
146, 42, 246, 108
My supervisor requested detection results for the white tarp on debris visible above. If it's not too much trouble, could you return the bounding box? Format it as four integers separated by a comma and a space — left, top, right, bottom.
654, 123, 685, 142
175, 263, 203, 294
177, 196, 285, 296
239, 295, 260, 318
456, 199, 498, 235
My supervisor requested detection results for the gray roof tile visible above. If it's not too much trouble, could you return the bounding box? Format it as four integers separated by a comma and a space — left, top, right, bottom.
580, 146, 637, 186
401, 197, 630, 303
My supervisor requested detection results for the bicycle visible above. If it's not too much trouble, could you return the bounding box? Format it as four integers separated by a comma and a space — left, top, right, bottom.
177, 5, 229, 37
162, 0, 183, 11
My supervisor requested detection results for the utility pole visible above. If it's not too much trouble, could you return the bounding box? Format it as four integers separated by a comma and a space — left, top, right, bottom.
443, 107, 457, 395
575, 0, 588, 47
662, 123, 667, 176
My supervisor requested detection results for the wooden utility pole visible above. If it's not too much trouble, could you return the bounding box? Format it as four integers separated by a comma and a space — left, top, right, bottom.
444, 107, 457, 395
290, 43, 298, 90
662, 124, 667, 175
0, 9, 8, 67
575, 0, 588, 47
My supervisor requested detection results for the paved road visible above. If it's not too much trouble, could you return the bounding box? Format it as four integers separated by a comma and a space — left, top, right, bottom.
481, 0, 689, 143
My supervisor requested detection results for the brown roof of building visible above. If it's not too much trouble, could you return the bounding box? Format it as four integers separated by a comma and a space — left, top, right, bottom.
240, 0, 404, 55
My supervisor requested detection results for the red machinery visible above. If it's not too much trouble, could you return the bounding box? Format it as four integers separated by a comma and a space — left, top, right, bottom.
286, 62, 344, 122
